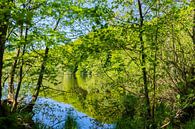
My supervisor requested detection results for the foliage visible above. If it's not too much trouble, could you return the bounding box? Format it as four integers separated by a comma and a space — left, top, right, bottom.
0, 112, 37, 129
0, 0, 194, 128
64, 115, 78, 129
183, 120, 195, 129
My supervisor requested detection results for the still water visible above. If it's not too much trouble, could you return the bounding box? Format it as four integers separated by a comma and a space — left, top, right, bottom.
36, 73, 117, 129
32, 97, 115, 129
2, 73, 117, 128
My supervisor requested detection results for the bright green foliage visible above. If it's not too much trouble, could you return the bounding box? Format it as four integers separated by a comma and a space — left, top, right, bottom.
0, 0, 195, 128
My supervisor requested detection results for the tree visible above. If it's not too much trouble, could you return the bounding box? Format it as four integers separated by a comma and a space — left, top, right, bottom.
0, 0, 12, 109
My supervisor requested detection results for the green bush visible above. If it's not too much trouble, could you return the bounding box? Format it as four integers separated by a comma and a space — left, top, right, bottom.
183, 120, 195, 129
0, 115, 17, 129
116, 117, 145, 129
64, 115, 78, 129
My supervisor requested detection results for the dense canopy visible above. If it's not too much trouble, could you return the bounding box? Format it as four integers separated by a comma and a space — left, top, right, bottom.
0, 0, 194, 129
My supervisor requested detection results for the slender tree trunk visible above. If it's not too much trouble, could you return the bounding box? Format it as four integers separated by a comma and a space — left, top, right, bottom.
152, 2, 159, 121
137, 0, 152, 128
0, 25, 7, 105
0, 0, 11, 107
8, 25, 23, 102
32, 18, 61, 102
13, 46, 25, 105
7, 48, 20, 101
192, 4, 195, 77
32, 47, 49, 102
12, 27, 28, 112
0, 25, 7, 107
152, 19, 158, 124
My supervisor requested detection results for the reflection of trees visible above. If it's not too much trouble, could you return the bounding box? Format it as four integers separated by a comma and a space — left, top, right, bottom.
41, 73, 88, 109
42, 85, 70, 98
63, 74, 88, 109
41, 73, 123, 123
42, 73, 88, 109
70, 74, 88, 102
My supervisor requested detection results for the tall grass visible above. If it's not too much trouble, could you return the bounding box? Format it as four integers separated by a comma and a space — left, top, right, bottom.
64, 115, 78, 129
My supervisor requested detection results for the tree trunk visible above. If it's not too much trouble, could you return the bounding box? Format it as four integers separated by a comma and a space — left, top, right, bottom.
137, 0, 152, 128
0, 0, 11, 107
32, 47, 49, 102
0, 26, 7, 108
7, 48, 20, 102
8, 25, 23, 102
12, 27, 28, 112
152, 11, 158, 125
191, 2, 195, 77
32, 18, 61, 103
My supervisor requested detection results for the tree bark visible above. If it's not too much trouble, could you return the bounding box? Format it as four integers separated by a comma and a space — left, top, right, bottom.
192, 3, 195, 77
137, 0, 152, 128
0, 0, 11, 107
0, 26, 7, 107
12, 27, 28, 112
32, 47, 49, 102
152, 9, 158, 125
7, 48, 20, 102
7, 25, 23, 102
32, 18, 61, 102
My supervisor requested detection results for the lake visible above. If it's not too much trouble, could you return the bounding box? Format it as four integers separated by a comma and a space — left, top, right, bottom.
35, 73, 119, 128
2, 73, 119, 128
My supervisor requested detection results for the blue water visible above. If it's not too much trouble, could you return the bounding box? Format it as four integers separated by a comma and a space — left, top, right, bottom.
32, 98, 115, 129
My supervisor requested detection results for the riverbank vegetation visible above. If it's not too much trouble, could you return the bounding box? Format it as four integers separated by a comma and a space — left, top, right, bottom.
0, 0, 194, 128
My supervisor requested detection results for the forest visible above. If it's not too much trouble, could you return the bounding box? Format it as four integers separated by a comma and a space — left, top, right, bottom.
0, 0, 194, 129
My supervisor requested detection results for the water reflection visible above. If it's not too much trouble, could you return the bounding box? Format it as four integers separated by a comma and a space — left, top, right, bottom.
41, 73, 88, 106
41, 73, 121, 124
63, 74, 88, 107
33, 98, 115, 129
